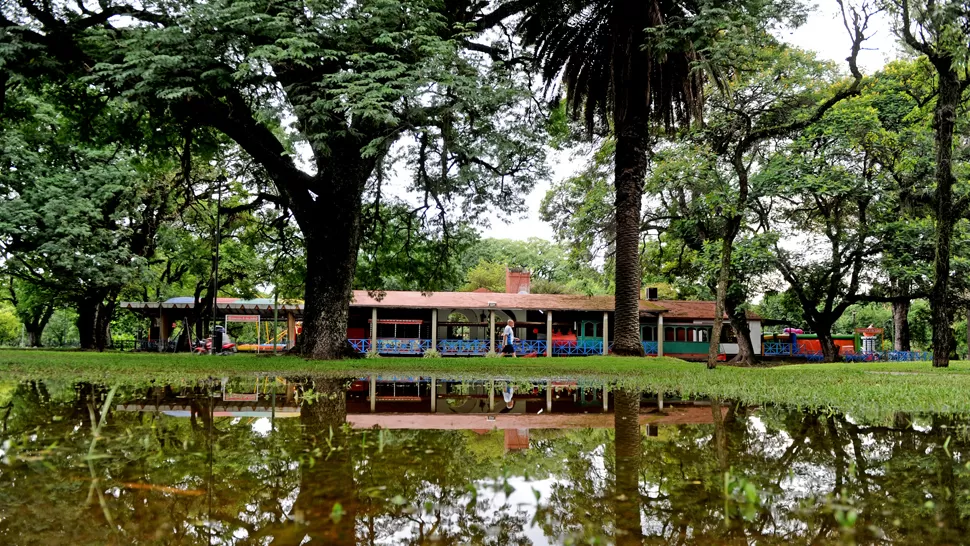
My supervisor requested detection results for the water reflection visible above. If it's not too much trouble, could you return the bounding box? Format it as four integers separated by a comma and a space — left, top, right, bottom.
1, 376, 969, 544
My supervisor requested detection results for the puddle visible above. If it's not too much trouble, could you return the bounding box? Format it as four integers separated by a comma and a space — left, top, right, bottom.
1, 375, 967, 544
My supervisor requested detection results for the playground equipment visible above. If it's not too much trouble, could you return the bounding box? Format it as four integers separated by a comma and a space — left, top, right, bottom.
193, 326, 237, 355
236, 320, 290, 352
764, 326, 932, 362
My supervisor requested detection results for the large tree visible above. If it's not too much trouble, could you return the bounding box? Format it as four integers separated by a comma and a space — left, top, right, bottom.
1, 0, 548, 359
887, 0, 970, 366
518, 0, 710, 355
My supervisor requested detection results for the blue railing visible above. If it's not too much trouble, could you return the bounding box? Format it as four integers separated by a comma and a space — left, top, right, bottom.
763, 342, 793, 356
642, 341, 658, 355
348, 339, 371, 353
375, 338, 432, 355
845, 350, 933, 362
438, 339, 490, 356
514, 339, 547, 355
553, 340, 604, 356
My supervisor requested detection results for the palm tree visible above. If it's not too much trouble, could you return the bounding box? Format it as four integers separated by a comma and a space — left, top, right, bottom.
518, 0, 705, 356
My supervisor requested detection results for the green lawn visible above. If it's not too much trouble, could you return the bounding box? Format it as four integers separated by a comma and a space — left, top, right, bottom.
2, 349, 969, 420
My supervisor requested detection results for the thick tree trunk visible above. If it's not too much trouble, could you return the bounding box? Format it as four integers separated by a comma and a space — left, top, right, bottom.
893, 299, 911, 352
20, 303, 53, 347
296, 166, 370, 360
817, 328, 838, 363
75, 289, 114, 351
26, 328, 42, 347
76, 296, 98, 350
930, 69, 960, 367
613, 388, 642, 545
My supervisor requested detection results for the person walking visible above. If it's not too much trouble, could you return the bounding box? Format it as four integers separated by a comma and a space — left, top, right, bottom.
501, 319, 517, 357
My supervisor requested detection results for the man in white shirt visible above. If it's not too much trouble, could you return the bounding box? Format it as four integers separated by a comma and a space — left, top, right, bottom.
501, 319, 517, 357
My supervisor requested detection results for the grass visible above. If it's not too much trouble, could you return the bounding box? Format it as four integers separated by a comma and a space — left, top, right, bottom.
3, 349, 970, 420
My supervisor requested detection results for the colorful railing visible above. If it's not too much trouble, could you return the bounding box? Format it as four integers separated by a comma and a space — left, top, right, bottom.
514, 339, 547, 355
845, 350, 932, 362
553, 340, 604, 356
438, 339, 490, 356
763, 342, 793, 356
348, 338, 671, 357
375, 338, 433, 355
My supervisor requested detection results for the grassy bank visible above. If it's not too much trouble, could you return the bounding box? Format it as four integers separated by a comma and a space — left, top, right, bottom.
3, 349, 970, 419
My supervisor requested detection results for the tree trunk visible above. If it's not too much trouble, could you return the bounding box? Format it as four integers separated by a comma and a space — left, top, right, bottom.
26, 328, 42, 347
613, 388, 642, 545
710, 150, 750, 368
708, 234, 734, 369
611, 127, 648, 357
609, 1, 649, 357
726, 298, 755, 366
94, 296, 116, 351
930, 68, 961, 368
295, 166, 370, 360
893, 299, 911, 352
817, 328, 838, 363
76, 296, 99, 350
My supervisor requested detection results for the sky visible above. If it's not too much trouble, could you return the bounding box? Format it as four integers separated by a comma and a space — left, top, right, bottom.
482, 2, 902, 242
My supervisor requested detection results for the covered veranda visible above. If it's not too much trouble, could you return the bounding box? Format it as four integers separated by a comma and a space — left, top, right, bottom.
120, 292, 670, 356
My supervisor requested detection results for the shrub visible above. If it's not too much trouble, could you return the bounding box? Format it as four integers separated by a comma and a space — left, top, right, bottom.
423, 349, 442, 359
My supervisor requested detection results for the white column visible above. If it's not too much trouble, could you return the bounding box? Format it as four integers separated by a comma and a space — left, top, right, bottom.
369, 376, 376, 413
489, 380, 495, 411
657, 314, 664, 357
286, 312, 296, 349
430, 376, 437, 413
370, 307, 378, 352
658, 391, 664, 411
431, 309, 438, 349
546, 311, 553, 357
602, 311, 609, 355
603, 383, 608, 411
546, 380, 553, 413
489, 310, 496, 353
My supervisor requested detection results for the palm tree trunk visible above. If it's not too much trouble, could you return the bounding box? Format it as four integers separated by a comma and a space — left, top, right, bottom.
609, 0, 651, 357
613, 388, 642, 545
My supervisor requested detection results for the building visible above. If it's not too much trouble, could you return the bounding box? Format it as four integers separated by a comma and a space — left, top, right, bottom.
118, 270, 762, 360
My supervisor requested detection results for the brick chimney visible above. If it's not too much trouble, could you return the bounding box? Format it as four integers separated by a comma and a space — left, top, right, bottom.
505, 267, 531, 294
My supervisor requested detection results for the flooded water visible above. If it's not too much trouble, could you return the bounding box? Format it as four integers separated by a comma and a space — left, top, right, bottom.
1, 375, 968, 545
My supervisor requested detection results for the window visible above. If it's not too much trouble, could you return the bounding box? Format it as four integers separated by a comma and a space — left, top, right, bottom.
640, 326, 656, 342
665, 327, 675, 342
721, 325, 738, 343
676, 327, 687, 342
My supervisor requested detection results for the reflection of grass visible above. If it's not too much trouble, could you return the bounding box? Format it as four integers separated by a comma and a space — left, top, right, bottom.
6, 350, 970, 419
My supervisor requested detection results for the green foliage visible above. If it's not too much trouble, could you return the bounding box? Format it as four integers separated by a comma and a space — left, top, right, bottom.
756, 291, 804, 331
461, 260, 507, 293
422, 349, 442, 359
0, 303, 21, 346
42, 310, 78, 347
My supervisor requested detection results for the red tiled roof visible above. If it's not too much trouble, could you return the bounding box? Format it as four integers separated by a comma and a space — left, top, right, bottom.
351, 290, 666, 314
657, 300, 761, 320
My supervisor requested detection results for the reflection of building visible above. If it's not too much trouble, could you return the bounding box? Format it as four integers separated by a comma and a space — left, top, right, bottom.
505, 429, 529, 451
120, 271, 763, 360
115, 378, 724, 434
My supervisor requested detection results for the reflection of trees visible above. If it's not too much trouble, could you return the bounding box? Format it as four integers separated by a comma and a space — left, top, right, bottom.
5, 378, 970, 544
